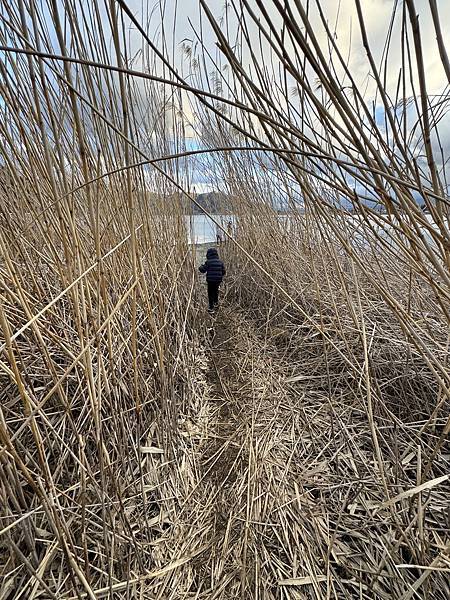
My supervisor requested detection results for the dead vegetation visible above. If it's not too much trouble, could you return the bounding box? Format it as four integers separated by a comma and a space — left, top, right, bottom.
0, 0, 449, 598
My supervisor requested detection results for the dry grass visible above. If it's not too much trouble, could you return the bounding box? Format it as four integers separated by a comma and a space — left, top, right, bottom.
1, 0, 449, 598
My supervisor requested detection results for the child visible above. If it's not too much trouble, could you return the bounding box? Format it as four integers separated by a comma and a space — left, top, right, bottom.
199, 247, 226, 312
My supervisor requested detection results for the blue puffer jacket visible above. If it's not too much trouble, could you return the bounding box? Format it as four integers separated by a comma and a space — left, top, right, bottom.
199, 248, 226, 282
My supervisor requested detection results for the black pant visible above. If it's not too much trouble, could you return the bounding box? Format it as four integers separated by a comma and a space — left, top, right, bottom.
207, 281, 220, 309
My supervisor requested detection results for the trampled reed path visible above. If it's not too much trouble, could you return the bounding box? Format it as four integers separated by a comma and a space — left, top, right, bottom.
1, 0, 449, 598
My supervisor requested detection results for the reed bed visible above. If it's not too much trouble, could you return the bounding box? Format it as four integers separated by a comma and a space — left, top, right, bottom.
1, 0, 449, 598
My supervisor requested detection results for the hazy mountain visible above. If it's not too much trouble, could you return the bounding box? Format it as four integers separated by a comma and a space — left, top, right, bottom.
191, 192, 231, 214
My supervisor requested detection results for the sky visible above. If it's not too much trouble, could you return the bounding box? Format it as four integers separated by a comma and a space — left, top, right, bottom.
136, 0, 450, 194
124, 0, 450, 96
2, 0, 450, 197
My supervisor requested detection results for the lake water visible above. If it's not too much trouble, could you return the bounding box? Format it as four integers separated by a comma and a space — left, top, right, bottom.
186, 215, 235, 244
186, 212, 442, 252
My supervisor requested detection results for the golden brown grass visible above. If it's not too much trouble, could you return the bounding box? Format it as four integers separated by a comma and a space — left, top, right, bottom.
1, 1, 449, 598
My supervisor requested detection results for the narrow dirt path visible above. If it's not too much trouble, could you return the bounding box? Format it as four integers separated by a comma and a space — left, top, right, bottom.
202, 310, 241, 488
188, 306, 301, 598
188, 309, 246, 590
